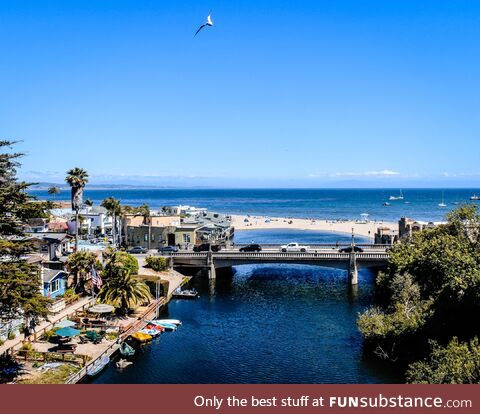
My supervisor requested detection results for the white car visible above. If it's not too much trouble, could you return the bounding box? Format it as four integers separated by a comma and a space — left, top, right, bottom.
280, 242, 309, 252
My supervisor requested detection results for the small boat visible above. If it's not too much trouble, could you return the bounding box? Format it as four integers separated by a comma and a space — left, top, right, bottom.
149, 320, 177, 331
146, 324, 165, 332
119, 342, 135, 356
172, 288, 199, 299
151, 319, 182, 326
86, 355, 110, 377
116, 358, 133, 369
389, 190, 404, 201
138, 328, 161, 337
383, 202, 391, 207
470, 194, 480, 201
130, 332, 152, 343
438, 191, 447, 207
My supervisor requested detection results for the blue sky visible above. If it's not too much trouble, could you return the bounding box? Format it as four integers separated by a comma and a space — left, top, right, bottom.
1, 0, 479, 188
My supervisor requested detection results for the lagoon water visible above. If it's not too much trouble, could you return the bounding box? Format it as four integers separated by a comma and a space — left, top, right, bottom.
36, 188, 476, 383
32, 188, 479, 222
90, 230, 401, 384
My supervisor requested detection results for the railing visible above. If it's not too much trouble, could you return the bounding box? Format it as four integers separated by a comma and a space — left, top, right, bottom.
172, 252, 389, 260
227, 243, 389, 250
64, 297, 167, 384
13, 349, 90, 366
29, 298, 95, 343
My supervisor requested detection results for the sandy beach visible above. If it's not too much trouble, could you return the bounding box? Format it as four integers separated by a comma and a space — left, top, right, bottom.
231, 214, 397, 238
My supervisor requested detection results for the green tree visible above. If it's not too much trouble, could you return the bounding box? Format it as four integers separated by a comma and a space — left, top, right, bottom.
65, 251, 100, 289
65, 167, 89, 251
103, 251, 139, 279
97, 269, 151, 313
101, 197, 121, 248
145, 256, 168, 272
406, 337, 480, 384
0, 141, 52, 324
358, 205, 480, 375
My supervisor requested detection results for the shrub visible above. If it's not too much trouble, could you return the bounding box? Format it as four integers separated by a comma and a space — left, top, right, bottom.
20, 342, 34, 351
7, 332, 16, 340
145, 256, 168, 272
105, 332, 118, 341
41, 329, 57, 342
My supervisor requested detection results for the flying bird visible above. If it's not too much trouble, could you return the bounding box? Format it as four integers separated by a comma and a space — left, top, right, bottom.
195, 12, 213, 36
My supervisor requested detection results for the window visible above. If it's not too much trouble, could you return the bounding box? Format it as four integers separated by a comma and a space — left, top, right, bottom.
144, 233, 148, 241
183, 234, 191, 243
50, 279, 60, 293
151, 233, 155, 241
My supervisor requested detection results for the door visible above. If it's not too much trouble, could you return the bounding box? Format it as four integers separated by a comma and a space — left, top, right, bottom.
168, 233, 176, 246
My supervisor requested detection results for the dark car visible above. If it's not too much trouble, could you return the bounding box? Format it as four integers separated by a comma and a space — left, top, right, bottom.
339, 246, 364, 253
127, 246, 147, 254
239, 243, 262, 252
193, 243, 221, 252
158, 246, 179, 254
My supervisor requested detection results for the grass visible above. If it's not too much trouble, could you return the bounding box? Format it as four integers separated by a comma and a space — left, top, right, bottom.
18, 364, 80, 384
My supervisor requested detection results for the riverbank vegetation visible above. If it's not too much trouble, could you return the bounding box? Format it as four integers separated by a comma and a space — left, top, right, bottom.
358, 205, 480, 383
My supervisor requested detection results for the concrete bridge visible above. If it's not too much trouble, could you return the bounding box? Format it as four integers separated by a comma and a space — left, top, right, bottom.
170, 244, 390, 285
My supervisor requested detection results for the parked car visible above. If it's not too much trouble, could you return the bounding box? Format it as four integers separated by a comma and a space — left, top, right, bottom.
127, 246, 147, 254
339, 246, 364, 253
239, 244, 262, 252
280, 242, 309, 252
193, 243, 222, 252
158, 245, 179, 254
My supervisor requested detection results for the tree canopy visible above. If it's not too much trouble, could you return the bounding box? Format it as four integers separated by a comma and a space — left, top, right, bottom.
0, 141, 53, 322
358, 205, 480, 383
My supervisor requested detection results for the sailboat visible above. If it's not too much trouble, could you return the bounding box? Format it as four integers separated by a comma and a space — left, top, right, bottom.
470, 194, 480, 201
389, 190, 404, 201
438, 191, 447, 208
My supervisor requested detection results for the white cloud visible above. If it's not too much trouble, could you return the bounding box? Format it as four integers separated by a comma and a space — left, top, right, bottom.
308, 170, 401, 178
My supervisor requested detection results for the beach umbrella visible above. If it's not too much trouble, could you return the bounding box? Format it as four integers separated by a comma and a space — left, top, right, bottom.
55, 327, 81, 338
88, 304, 115, 314
54, 319, 77, 329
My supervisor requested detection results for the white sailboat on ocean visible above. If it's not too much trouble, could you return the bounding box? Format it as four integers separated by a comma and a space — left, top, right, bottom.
438, 191, 447, 208
389, 190, 404, 201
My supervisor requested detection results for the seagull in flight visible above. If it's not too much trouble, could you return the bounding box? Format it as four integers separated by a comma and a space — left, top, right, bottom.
195, 12, 213, 36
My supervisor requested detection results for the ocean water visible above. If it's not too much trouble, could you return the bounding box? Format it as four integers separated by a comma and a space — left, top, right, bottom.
89, 230, 400, 384
31, 188, 479, 222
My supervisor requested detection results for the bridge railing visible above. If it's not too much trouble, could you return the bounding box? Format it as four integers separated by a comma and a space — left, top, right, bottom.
222, 243, 390, 250
171, 251, 389, 261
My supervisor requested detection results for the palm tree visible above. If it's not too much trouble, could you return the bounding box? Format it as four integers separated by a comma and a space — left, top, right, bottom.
85, 198, 93, 207
97, 268, 151, 313
65, 168, 89, 251
65, 251, 98, 289
101, 197, 121, 248
47, 186, 61, 200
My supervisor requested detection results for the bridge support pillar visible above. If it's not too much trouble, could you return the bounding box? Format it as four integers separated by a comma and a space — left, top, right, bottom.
348, 253, 358, 285
208, 264, 216, 279
206, 251, 216, 279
